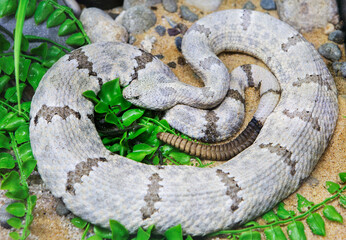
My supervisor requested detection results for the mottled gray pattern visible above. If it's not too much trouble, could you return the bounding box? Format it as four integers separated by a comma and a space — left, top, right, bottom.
34, 105, 81, 125
29, 10, 338, 236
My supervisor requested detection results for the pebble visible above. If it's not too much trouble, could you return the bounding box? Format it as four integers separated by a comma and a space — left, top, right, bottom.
80, 8, 128, 43
123, 0, 162, 10
56, 199, 71, 216
177, 56, 186, 65
175, 36, 182, 52
180, 5, 198, 22
155, 25, 166, 36
167, 62, 177, 68
0, 200, 16, 229
243, 1, 256, 10
318, 43, 341, 61
129, 35, 136, 44
340, 63, 346, 78
163, 15, 178, 27
155, 54, 164, 59
163, 0, 178, 13
332, 62, 342, 73
328, 30, 345, 44
324, 23, 335, 35
184, 0, 222, 11
260, 0, 276, 10
276, 0, 339, 32
177, 23, 188, 35
140, 35, 157, 53
78, 0, 123, 9
63, 0, 82, 17
121, 5, 157, 33
167, 28, 180, 36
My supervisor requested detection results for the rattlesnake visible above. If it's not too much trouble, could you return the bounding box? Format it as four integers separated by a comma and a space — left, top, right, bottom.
30, 9, 338, 236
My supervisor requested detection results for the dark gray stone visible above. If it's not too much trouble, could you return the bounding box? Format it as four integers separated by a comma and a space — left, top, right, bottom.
328, 30, 345, 44
180, 5, 198, 22
340, 62, 346, 78
155, 54, 164, 59
122, 5, 157, 33
260, 0, 276, 10
332, 61, 342, 73
318, 43, 342, 61
155, 25, 166, 36
129, 35, 136, 44
167, 62, 176, 68
163, 0, 178, 13
243, 1, 256, 10
123, 0, 162, 10
177, 23, 188, 35
175, 36, 182, 52
167, 28, 180, 36
55, 198, 71, 216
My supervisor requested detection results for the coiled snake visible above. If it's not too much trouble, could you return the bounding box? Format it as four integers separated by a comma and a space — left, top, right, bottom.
30, 10, 338, 235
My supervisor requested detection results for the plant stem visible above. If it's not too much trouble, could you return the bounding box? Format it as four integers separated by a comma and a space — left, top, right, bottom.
208, 185, 346, 237
142, 117, 176, 134
0, 52, 43, 63
25, 35, 71, 52
0, 100, 30, 121
0, 25, 14, 39
9, 132, 29, 187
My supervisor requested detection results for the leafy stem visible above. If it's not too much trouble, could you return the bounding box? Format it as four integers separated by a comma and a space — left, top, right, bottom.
9, 132, 28, 187
25, 35, 71, 52
0, 52, 43, 63
141, 117, 176, 134
0, 99, 30, 120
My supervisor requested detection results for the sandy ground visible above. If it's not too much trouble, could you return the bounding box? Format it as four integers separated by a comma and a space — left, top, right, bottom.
0, 0, 345, 239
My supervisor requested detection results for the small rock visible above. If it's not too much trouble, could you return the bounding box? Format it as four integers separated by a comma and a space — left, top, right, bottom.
155, 54, 164, 59
167, 28, 180, 36
243, 1, 256, 10
332, 62, 342, 73
80, 8, 128, 43
177, 23, 188, 35
328, 30, 345, 44
0, 200, 17, 229
318, 43, 342, 61
79, 0, 123, 9
151, 6, 158, 10
121, 5, 157, 33
129, 35, 136, 44
175, 36, 182, 51
177, 56, 186, 65
167, 62, 177, 68
180, 5, 198, 22
123, 0, 162, 10
163, 0, 178, 13
184, 0, 222, 11
163, 15, 178, 27
63, 0, 82, 17
140, 35, 157, 53
155, 25, 166, 36
340, 63, 346, 78
260, 0, 276, 10
56, 198, 71, 216
324, 23, 335, 34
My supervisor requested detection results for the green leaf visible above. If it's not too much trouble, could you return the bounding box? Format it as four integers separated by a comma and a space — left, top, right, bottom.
128, 125, 150, 140
25, 0, 37, 18
16, 101, 31, 114
108, 143, 122, 152
296, 194, 314, 213
239, 231, 261, 240
277, 202, 295, 220
6, 202, 26, 217
323, 205, 343, 223
105, 112, 122, 128
186, 236, 193, 240
99, 79, 122, 106
122, 109, 145, 127
126, 144, 157, 162
0, 105, 7, 118
66, 32, 86, 47
0, 33, 10, 53
18, 142, 35, 162
109, 219, 129, 240
22, 160, 36, 179
244, 221, 260, 227
43, 46, 65, 68
58, 19, 78, 36
0, 112, 26, 131
87, 236, 103, 240
30, 42, 48, 59
83, 90, 99, 103
34, 1, 54, 25
339, 172, 346, 183
15, 125, 30, 144
0, 0, 18, 18
287, 221, 306, 240
264, 226, 287, 240
1, 171, 21, 191
19, 57, 31, 82
95, 102, 109, 114
164, 224, 183, 240
47, 9, 66, 28
340, 194, 346, 208
94, 225, 112, 239
325, 181, 340, 194
306, 213, 325, 236
71, 217, 87, 229
5, 185, 29, 200
28, 62, 47, 90
9, 231, 21, 240
136, 227, 150, 240
28, 195, 37, 212
0, 75, 11, 94
20, 34, 29, 52
168, 151, 191, 165
7, 217, 22, 229
0, 56, 15, 75
5, 83, 26, 103
262, 210, 279, 223
0, 152, 15, 169
0, 133, 10, 149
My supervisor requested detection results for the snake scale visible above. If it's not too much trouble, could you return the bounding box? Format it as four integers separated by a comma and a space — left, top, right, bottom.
30, 10, 338, 235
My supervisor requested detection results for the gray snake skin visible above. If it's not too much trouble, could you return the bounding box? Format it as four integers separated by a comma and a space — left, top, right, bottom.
29, 10, 338, 235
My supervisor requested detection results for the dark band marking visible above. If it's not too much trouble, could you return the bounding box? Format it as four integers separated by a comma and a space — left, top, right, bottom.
66, 157, 108, 195
199, 56, 221, 70
131, 49, 154, 81
226, 89, 245, 104
259, 143, 296, 175
140, 173, 163, 220
292, 74, 331, 90
201, 110, 220, 142
260, 89, 281, 97
34, 104, 81, 125
216, 169, 243, 212
241, 10, 252, 31
68, 48, 97, 76
241, 64, 254, 87
283, 109, 320, 131
281, 34, 302, 52
189, 23, 211, 37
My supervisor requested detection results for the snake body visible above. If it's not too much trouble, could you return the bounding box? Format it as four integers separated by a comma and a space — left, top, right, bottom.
30, 10, 338, 235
